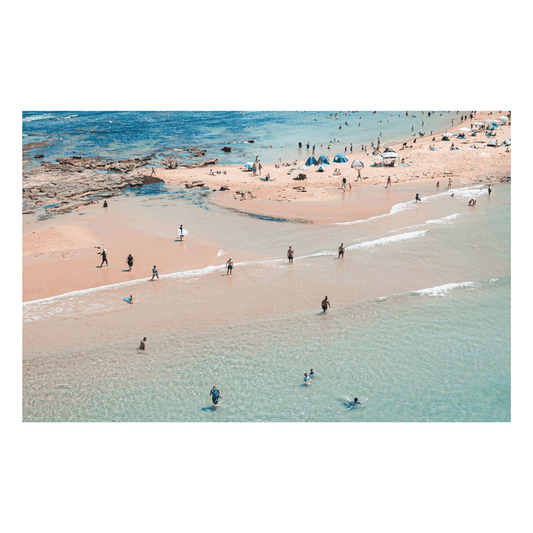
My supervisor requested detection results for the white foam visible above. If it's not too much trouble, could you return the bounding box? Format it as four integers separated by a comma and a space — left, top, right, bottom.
346, 230, 426, 252
414, 281, 475, 297
425, 213, 460, 224
334, 199, 414, 226
22, 113, 56, 123
217, 249, 225, 257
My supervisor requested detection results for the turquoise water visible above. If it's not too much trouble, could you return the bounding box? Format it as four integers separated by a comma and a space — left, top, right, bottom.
23, 183, 511, 422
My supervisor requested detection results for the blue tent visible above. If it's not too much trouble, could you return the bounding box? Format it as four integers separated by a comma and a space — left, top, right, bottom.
317, 155, 330, 165
305, 155, 318, 166
333, 153, 348, 163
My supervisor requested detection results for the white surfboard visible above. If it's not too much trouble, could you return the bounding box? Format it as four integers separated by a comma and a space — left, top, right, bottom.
178, 229, 189, 236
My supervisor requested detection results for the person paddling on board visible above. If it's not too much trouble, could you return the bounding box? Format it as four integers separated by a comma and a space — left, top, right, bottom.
321, 296, 331, 314
303, 373, 310, 386
210, 386, 221, 405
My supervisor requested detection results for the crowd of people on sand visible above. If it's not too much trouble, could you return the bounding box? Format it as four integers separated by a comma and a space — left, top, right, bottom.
209, 169, 227, 175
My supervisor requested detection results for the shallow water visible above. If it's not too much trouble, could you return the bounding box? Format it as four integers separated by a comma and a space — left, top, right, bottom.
23, 183, 510, 422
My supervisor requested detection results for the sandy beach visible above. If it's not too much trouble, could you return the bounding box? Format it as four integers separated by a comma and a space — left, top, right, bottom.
22, 111, 510, 302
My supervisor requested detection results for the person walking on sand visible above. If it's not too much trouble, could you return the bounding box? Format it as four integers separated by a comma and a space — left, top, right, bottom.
103, 200, 108, 208
226, 257, 234, 275
151, 162, 156, 177
436, 181, 440, 188
127, 254, 134, 271
287, 246, 295, 264
448, 179, 452, 189
139, 337, 146, 350
98, 249, 108, 267
151, 265, 159, 281
386, 176, 391, 188
338, 243, 345, 259
321, 296, 331, 314
128, 294, 134, 305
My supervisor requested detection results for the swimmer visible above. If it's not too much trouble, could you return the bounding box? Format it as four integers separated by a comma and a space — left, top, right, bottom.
210, 385, 221, 405
139, 337, 146, 350
321, 296, 331, 314
287, 246, 294, 264
127, 254, 134, 271
303, 373, 310, 386
338, 243, 345, 259
348, 397, 360, 408
151, 265, 159, 280
226, 257, 234, 275
309, 369, 317, 378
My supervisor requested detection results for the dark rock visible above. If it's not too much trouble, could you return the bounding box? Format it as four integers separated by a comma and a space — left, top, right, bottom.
34, 154, 44, 159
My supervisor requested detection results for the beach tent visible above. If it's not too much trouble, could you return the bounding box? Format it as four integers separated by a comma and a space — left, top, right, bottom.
317, 155, 330, 165
317, 165, 326, 172
333, 153, 349, 163
502, 138, 511, 146
305, 155, 318, 166
471, 122, 484, 130
383, 146, 396, 153
487, 139, 499, 147
351, 159, 364, 168
382, 152, 400, 166
441, 132, 452, 139
499, 116, 508, 124
459, 127, 471, 132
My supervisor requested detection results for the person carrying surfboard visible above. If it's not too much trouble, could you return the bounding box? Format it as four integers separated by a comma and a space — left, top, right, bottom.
178, 225, 185, 241
210, 386, 221, 405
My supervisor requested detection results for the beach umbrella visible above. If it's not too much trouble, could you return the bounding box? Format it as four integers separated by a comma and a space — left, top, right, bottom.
441, 132, 452, 138
244, 162, 254, 169
485, 119, 499, 123
351, 159, 364, 168
459, 127, 471, 132
317, 155, 330, 165
472, 122, 484, 126
383, 146, 396, 153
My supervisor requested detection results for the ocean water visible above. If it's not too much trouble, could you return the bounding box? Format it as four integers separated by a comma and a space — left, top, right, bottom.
22, 110, 464, 168
23, 177, 511, 422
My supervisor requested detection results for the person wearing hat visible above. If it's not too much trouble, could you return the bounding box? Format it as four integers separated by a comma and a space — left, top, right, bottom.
98, 248, 108, 267
226, 257, 234, 275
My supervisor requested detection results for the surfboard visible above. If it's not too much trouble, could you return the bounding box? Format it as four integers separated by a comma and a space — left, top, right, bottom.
123, 297, 131, 303
178, 229, 189, 236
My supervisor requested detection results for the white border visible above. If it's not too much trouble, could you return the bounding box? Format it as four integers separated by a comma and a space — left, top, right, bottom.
0, 88, 533, 446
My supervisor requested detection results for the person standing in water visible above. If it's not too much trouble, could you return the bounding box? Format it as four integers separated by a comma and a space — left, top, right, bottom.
309, 369, 317, 378
321, 296, 331, 314
210, 385, 221, 405
488, 185, 492, 196
303, 373, 310, 386
127, 254, 134, 271
226, 257, 234, 275
415, 193, 422, 202
151, 265, 159, 281
338, 243, 345, 259
287, 246, 294, 264
98, 249, 108, 267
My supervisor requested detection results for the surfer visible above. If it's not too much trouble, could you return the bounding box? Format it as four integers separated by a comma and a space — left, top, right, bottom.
287, 246, 294, 264
226, 257, 234, 275
338, 243, 345, 259
303, 373, 310, 386
98, 249, 108, 267
210, 386, 221, 405
321, 296, 331, 314
127, 254, 134, 271
139, 337, 146, 350
151, 265, 159, 281
178, 225, 185, 241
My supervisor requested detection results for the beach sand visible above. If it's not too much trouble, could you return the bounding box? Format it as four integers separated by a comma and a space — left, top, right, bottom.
22, 111, 510, 302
